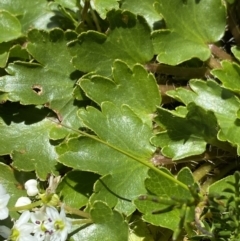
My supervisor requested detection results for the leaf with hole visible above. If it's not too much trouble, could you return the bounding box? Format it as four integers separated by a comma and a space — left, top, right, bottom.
0, 29, 81, 134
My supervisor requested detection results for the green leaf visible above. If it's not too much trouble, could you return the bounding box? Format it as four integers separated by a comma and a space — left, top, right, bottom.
134, 167, 194, 231
0, 104, 59, 179
57, 170, 99, 209
57, 137, 148, 215
80, 60, 161, 122
168, 79, 240, 152
58, 101, 154, 214
69, 10, 154, 77
190, 80, 240, 150
208, 174, 234, 195
72, 201, 128, 241
128, 217, 155, 241
54, 0, 80, 11
0, 0, 58, 33
9, 44, 29, 61
0, 29, 81, 130
0, 42, 11, 68
88, 173, 140, 215
121, 0, 161, 28
79, 102, 155, 157
151, 102, 219, 160
211, 61, 240, 93
0, 163, 36, 219
0, 10, 22, 43
91, 0, 119, 19
231, 46, 240, 61
152, 0, 226, 65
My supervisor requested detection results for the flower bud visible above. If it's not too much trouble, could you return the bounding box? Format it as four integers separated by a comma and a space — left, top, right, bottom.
24, 179, 38, 196
15, 197, 31, 212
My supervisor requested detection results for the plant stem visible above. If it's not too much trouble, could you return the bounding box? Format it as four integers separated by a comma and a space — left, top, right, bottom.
9, 200, 42, 212
63, 204, 91, 219
192, 162, 215, 182
227, 1, 240, 46
145, 63, 209, 78
206, 56, 221, 69
81, 0, 90, 23
209, 44, 234, 61
72, 219, 93, 225
201, 160, 240, 192
90, 7, 101, 32
49, 119, 189, 191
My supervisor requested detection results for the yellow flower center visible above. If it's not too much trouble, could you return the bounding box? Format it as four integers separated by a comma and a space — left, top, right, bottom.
9, 228, 20, 241
54, 220, 65, 230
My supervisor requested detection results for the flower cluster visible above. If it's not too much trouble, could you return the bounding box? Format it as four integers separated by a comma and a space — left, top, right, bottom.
9, 206, 71, 241
0, 177, 72, 241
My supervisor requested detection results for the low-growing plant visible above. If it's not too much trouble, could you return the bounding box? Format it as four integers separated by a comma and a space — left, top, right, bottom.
0, 0, 240, 240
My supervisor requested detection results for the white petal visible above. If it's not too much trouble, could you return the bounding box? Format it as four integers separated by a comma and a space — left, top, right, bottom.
31, 210, 46, 223
0, 184, 7, 195
46, 207, 59, 220
0, 193, 10, 208
0, 207, 9, 220
0, 225, 11, 239
18, 223, 34, 234
16, 211, 31, 226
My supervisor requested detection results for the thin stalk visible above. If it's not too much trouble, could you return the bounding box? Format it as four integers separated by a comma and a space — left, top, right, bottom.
201, 160, 240, 192
63, 204, 91, 219
192, 162, 215, 182
49, 119, 189, 191
206, 56, 222, 69
81, 0, 90, 23
90, 7, 101, 32
145, 63, 209, 78
209, 44, 234, 61
159, 85, 190, 98
9, 200, 42, 212
10, 200, 91, 219
72, 219, 92, 225
227, 2, 240, 46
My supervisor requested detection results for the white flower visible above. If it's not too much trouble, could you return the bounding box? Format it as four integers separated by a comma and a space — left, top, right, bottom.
24, 179, 38, 196
31, 209, 50, 241
45, 206, 71, 241
0, 225, 11, 239
15, 197, 31, 212
0, 184, 10, 220
9, 211, 34, 241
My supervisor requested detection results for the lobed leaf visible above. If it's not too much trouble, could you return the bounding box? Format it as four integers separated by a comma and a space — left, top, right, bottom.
72, 201, 128, 241
168, 79, 240, 153
79, 60, 161, 123
57, 170, 100, 209
121, 0, 161, 28
134, 167, 194, 230
69, 10, 154, 77
0, 0, 59, 33
0, 104, 59, 179
152, 102, 220, 160
152, 0, 226, 65
0, 10, 22, 43
212, 60, 240, 93
58, 102, 154, 214
0, 29, 81, 131
91, 0, 119, 19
